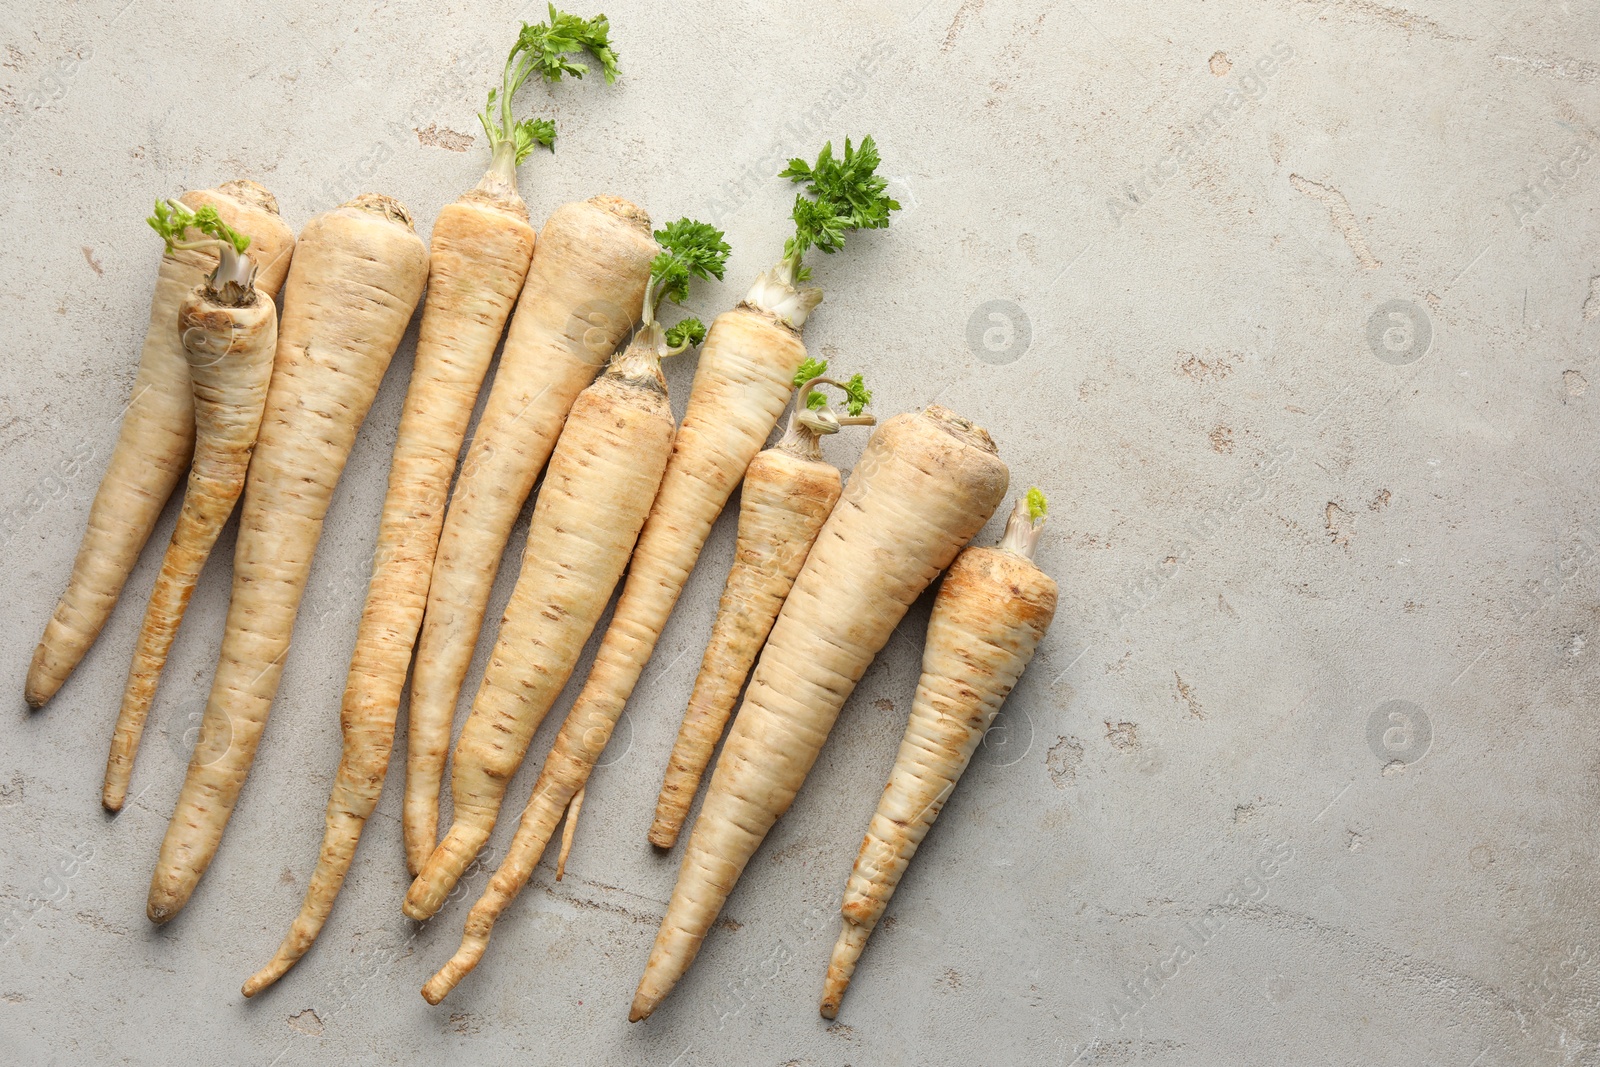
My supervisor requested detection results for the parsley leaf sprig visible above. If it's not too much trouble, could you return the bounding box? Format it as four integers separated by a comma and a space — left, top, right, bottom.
645, 217, 731, 352
804, 373, 871, 415
779, 136, 900, 281
481, 5, 620, 168
148, 200, 249, 255
792, 356, 829, 389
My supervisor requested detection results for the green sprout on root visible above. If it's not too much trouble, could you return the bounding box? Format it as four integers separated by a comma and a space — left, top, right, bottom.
148, 200, 249, 255
793, 356, 829, 389
148, 198, 258, 305
644, 217, 730, 354
480, 5, 620, 178
804, 372, 869, 415
1026, 487, 1047, 522
779, 136, 899, 282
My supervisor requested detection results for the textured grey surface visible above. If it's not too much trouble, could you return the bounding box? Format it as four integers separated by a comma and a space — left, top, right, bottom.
3, 0, 1600, 1064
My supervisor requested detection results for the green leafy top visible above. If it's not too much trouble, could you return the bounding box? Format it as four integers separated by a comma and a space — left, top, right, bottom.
644, 218, 730, 351
805, 372, 870, 415
778, 136, 899, 280
147, 200, 249, 254
792, 356, 829, 388
519, 4, 618, 83
1026, 487, 1047, 522
481, 6, 619, 167
664, 318, 706, 350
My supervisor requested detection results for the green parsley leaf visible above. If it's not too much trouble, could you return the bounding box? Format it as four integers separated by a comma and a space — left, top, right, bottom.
650, 217, 731, 307
664, 317, 707, 350
147, 199, 249, 254
792, 356, 829, 388
780, 136, 900, 265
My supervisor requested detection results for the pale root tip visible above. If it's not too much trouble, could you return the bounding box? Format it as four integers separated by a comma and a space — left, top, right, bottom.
421, 976, 449, 1005
406, 825, 483, 919
820, 920, 870, 1020
628, 1001, 649, 1023
403, 860, 451, 920
646, 825, 677, 850
241, 966, 278, 999
101, 786, 125, 814
25, 646, 58, 707
146, 899, 173, 925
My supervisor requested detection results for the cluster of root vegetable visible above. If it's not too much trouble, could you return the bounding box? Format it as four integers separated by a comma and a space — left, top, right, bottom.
24, 9, 1059, 1024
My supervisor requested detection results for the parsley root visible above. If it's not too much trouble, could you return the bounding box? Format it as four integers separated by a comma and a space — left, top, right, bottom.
630, 406, 1008, 1021
405, 220, 729, 927
525, 137, 899, 874
146, 195, 427, 924
102, 204, 277, 813
26, 181, 293, 709
244, 12, 615, 995
820, 490, 1057, 1019
648, 369, 874, 849
401, 188, 655, 875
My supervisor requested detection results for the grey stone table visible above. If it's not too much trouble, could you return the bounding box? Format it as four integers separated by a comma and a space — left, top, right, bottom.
2, 1, 1596, 1064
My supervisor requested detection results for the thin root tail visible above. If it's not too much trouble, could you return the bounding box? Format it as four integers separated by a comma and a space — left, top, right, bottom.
820, 919, 870, 1020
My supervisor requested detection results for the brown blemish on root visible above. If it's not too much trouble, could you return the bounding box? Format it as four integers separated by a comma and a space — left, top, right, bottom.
344, 193, 415, 230
218, 179, 281, 216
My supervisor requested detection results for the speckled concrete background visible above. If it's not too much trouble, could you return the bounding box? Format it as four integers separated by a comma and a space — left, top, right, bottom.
3, 1, 1599, 1064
